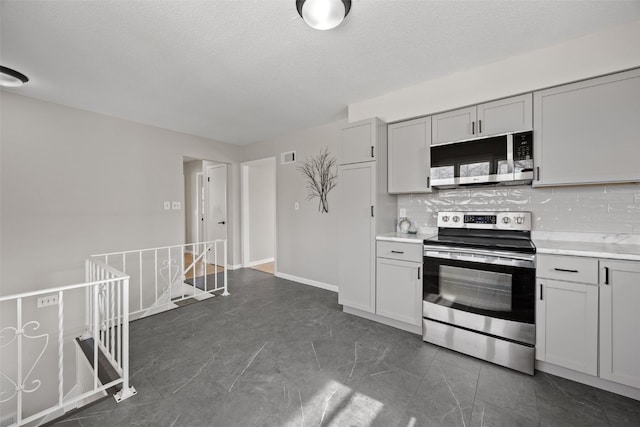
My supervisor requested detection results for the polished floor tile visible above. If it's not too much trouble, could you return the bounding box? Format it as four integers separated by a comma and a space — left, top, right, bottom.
54, 269, 640, 426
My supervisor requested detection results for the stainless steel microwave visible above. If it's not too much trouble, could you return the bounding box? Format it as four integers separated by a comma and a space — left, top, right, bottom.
430, 131, 533, 188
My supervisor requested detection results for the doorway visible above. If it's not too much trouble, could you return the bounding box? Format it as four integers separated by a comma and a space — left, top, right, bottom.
183, 158, 229, 282
241, 157, 276, 274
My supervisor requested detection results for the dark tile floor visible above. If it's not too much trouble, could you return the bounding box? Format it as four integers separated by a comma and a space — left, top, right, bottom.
55, 269, 640, 426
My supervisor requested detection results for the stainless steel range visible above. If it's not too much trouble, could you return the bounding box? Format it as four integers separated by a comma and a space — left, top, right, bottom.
422, 211, 536, 374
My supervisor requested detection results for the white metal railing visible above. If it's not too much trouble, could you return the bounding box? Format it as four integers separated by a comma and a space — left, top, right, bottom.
0, 259, 136, 426
91, 240, 229, 320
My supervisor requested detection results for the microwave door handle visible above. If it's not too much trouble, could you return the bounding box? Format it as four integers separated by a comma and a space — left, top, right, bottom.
506, 134, 514, 174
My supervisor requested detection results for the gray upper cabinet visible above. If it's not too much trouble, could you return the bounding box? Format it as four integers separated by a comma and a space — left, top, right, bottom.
432, 94, 533, 145
533, 68, 640, 187
476, 94, 532, 136
388, 117, 432, 194
432, 106, 476, 145
341, 118, 383, 165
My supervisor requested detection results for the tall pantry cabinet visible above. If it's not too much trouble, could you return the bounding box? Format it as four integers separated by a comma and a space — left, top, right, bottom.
338, 118, 396, 313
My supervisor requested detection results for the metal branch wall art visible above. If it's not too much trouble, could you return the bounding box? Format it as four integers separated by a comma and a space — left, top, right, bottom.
298, 148, 338, 213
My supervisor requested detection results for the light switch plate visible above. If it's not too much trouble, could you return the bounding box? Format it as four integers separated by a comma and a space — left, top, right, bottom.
172, 201, 181, 210
163, 201, 171, 210
294, 202, 299, 211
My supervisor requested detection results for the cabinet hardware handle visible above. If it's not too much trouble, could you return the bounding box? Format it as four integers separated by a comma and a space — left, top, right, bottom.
391, 250, 404, 254
471, 121, 475, 135
536, 166, 540, 181
554, 268, 579, 273
371, 205, 374, 217
478, 119, 482, 134
418, 267, 421, 280
604, 266, 610, 285
540, 284, 543, 300
427, 177, 430, 188
371, 146, 374, 158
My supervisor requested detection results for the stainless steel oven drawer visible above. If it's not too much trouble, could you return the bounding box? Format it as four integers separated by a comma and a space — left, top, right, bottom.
423, 301, 535, 345
423, 318, 534, 375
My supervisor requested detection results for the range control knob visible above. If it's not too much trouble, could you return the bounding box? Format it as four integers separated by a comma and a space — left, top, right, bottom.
452, 216, 460, 223
502, 217, 511, 224
516, 217, 525, 225
442, 216, 450, 222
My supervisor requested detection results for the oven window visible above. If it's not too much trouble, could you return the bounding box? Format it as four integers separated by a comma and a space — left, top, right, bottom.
423, 256, 535, 324
437, 265, 512, 312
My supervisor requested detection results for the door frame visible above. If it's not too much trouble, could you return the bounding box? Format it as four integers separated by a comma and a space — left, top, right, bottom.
241, 157, 277, 271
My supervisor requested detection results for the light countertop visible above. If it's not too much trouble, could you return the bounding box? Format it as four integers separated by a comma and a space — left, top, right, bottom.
376, 232, 433, 244
534, 239, 640, 262
378, 231, 640, 261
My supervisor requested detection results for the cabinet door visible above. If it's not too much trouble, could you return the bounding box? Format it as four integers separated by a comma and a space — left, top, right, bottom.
432, 106, 476, 145
376, 258, 422, 326
476, 93, 532, 137
536, 279, 598, 375
388, 117, 432, 194
533, 69, 640, 187
599, 260, 640, 388
338, 162, 376, 313
341, 118, 377, 164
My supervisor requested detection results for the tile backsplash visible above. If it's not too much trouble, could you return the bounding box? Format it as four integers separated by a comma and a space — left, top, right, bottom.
399, 183, 640, 235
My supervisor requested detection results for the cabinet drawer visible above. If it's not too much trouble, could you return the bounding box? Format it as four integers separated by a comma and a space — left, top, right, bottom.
377, 241, 422, 262
537, 254, 598, 284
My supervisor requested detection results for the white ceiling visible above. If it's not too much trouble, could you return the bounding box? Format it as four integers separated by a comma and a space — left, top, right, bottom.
2, 1, 639, 145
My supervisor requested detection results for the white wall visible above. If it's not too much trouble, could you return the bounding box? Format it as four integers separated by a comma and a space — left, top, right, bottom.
0, 92, 243, 295
246, 158, 275, 264
183, 159, 203, 244
349, 19, 640, 124
242, 119, 345, 288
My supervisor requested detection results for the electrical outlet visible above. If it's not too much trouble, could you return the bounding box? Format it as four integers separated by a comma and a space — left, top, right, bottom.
37, 294, 58, 308
399, 208, 407, 217
172, 201, 181, 210
163, 201, 171, 210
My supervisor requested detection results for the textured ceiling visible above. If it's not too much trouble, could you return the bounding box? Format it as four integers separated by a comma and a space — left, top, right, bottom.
2, 1, 639, 145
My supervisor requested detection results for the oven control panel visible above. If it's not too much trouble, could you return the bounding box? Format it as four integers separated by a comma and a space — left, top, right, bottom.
437, 211, 531, 231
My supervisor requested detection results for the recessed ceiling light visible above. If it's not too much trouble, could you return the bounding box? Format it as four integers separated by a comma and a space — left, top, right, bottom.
0, 66, 29, 87
296, 0, 352, 31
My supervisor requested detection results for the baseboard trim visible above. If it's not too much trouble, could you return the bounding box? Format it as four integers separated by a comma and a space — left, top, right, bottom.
275, 272, 338, 293
226, 264, 242, 271
536, 360, 640, 401
246, 258, 275, 268
343, 306, 422, 335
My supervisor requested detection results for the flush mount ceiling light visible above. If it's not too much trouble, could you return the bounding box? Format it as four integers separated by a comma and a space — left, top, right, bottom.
0, 66, 29, 87
296, 0, 352, 30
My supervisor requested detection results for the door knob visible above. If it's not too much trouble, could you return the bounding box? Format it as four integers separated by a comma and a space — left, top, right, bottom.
218, 221, 226, 225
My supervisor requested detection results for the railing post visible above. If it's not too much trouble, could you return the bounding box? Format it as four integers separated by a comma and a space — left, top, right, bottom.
16, 298, 23, 425
114, 277, 137, 402
222, 239, 229, 296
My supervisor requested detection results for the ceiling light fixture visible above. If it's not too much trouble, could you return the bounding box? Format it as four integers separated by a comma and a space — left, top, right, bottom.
0, 66, 29, 87
296, 0, 351, 31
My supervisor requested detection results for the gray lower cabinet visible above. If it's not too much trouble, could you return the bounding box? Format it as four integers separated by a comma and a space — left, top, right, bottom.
338, 162, 376, 313
536, 254, 640, 390
536, 278, 599, 375
387, 117, 432, 194
533, 68, 640, 186
599, 259, 640, 389
375, 241, 422, 327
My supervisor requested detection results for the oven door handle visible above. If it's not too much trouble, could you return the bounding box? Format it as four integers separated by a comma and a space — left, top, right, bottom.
424, 247, 535, 269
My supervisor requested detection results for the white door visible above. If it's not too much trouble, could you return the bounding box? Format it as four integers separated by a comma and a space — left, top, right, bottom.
206, 164, 227, 242
196, 172, 205, 245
